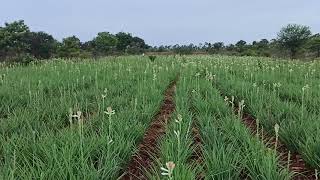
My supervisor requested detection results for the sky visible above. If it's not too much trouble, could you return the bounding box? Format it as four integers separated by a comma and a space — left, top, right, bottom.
0, 0, 319, 46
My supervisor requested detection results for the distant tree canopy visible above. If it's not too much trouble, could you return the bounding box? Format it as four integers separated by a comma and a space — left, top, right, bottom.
0, 20, 150, 62
277, 24, 312, 59
26, 31, 57, 59
0, 20, 30, 58
213, 42, 224, 51
58, 36, 82, 58
0, 20, 319, 63
308, 34, 320, 58
92, 32, 118, 56
115, 32, 148, 54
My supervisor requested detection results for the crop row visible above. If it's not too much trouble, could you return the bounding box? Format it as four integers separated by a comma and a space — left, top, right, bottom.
0, 57, 177, 179
0, 55, 319, 179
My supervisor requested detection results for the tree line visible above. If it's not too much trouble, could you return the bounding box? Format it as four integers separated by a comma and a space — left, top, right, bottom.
152, 25, 320, 60
0, 20, 149, 63
1, 20, 320, 63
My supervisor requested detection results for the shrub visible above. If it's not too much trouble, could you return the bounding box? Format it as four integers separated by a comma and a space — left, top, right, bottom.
148, 55, 157, 62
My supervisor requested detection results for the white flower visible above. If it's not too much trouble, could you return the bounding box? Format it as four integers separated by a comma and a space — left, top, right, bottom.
273, 82, 281, 88
274, 123, 280, 134
206, 72, 214, 81
76, 111, 82, 118
71, 111, 82, 119
239, 100, 245, 107
302, 84, 310, 92
166, 162, 175, 171
175, 114, 183, 123
107, 136, 113, 144
253, 83, 257, 87
153, 73, 157, 81
161, 161, 175, 179
229, 96, 235, 105
174, 130, 180, 138
104, 107, 115, 116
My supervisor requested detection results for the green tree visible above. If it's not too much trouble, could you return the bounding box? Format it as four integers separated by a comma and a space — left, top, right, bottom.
0, 26, 5, 59
92, 32, 118, 56
277, 24, 312, 59
126, 36, 148, 54
172, 44, 195, 55
225, 44, 236, 51
58, 36, 81, 58
0, 20, 30, 58
252, 39, 271, 57
256, 39, 269, 48
213, 42, 224, 51
308, 34, 320, 58
236, 40, 247, 47
115, 32, 148, 54
115, 32, 133, 52
236, 40, 247, 53
26, 31, 58, 59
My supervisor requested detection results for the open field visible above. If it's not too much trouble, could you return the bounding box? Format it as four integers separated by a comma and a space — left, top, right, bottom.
0, 55, 319, 179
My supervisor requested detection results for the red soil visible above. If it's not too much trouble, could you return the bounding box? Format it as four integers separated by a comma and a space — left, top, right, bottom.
189, 94, 205, 180
120, 78, 177, 180
191, 125, 205, 180
240, 110, 317, 180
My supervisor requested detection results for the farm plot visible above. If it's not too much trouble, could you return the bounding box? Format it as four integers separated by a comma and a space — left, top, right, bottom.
208, 57, 320, 173
0, 55, 319, 179
148, 61, 292, 179
0, 56, 178, 179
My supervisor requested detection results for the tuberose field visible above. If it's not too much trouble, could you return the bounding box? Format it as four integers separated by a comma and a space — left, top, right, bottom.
0, 56, 319, 179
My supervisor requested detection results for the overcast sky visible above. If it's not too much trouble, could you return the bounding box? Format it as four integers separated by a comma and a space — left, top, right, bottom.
1, 0, 319, 46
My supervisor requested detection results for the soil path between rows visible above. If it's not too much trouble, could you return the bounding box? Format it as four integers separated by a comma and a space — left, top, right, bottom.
239, 111, 316, 180
120, 76, 178, 180
190, 123, 205, 180
220, 91, 317, 180
188, 94, 205, 180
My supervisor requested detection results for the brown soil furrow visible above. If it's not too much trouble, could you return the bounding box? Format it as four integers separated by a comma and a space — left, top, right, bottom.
120, 77, 178, 180
239, 109, 316, 180
190, 126, 203, 164
190, 124, 205, 180
189, 99, 205, 180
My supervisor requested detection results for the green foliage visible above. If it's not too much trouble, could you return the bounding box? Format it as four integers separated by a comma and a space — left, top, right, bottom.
19, 53, 37, 65
212, 56, 320, 171
26, 31, 58, 59
277, 24, 312, 59
308, 34, 320, 57
115, 32, 148, 53
58, 36, 82, 58
0, 56, 177, 179
0, 20, 150, 62
236, 40, 247, 53
1, 55, 320, 179
148, 55, 157, 62
1, 20, 320, 61
236, 40, 247, 47
172, 44, 195, 55
6, 53, 37, 65
149, 62, 292, 179
240, 49, 258, 56
92, 32, 118, 56
213, 42, 224, 51
0, 20, 30, 58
